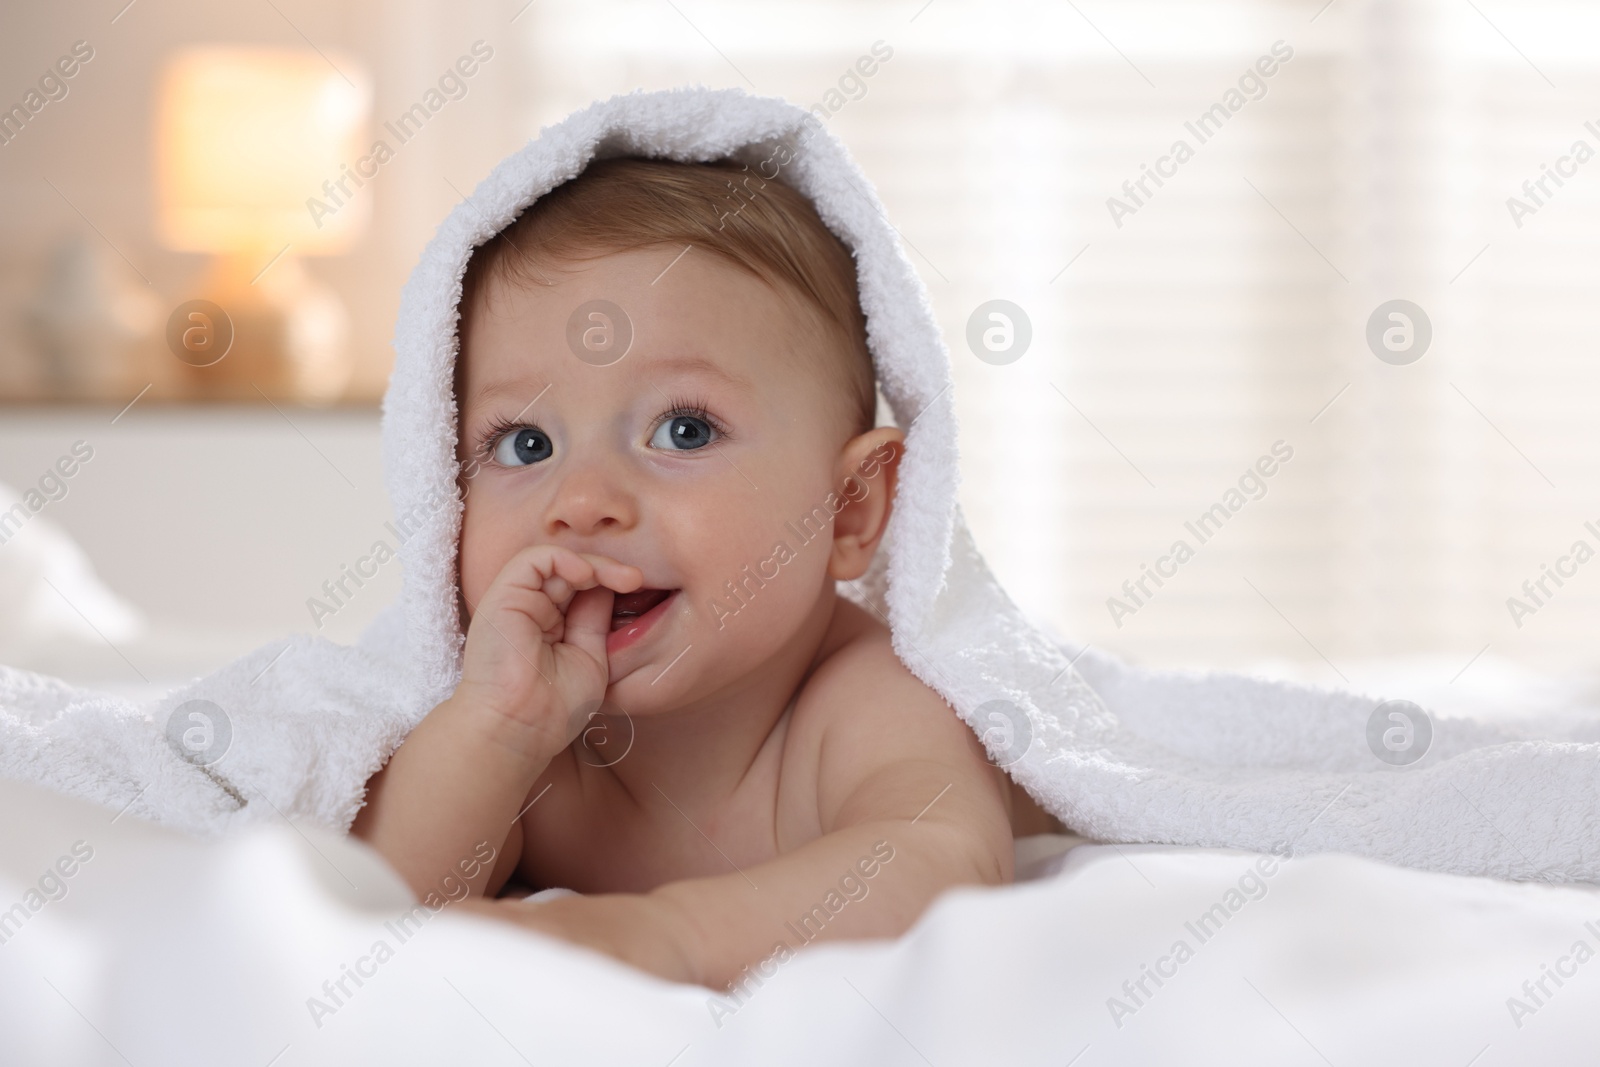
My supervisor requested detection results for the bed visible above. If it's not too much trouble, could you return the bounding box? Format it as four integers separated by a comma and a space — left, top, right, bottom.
2, 775, 1592, 1066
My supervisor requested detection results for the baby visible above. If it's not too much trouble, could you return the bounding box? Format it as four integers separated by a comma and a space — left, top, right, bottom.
352, 157, 1058, 990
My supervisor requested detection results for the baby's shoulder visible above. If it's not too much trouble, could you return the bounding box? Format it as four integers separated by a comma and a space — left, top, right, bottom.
777, 596, 1010, 840
786, 597, 979, 759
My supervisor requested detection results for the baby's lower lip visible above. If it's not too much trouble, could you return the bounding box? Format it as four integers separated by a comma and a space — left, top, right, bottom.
605, 590, 679, 655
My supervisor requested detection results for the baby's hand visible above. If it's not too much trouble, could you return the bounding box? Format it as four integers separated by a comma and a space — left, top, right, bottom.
455, 544, 643, 761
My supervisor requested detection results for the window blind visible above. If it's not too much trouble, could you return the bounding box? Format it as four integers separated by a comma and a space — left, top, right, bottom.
513, 0, 1600, 679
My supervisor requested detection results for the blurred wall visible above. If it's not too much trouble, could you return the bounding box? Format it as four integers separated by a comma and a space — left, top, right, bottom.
0, 0, 535, 401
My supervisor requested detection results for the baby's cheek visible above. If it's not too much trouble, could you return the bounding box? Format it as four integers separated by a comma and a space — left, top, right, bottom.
456, 502, 502, 609
690, 517, 833, 638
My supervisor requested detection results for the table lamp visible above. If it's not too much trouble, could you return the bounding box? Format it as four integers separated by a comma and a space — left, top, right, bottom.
156, 46, 370, 401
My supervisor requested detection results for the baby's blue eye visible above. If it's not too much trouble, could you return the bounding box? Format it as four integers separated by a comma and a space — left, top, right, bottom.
650, 415, 717, 451
493, 427, 552, 466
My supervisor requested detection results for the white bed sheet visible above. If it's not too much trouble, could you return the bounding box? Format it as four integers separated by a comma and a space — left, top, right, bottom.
1, 777, 1593, 1067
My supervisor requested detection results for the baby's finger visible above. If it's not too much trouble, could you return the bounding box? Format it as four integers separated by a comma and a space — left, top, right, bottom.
537, 550, 634, 613
504, 545, 637, 597
539, 573, 577, 610
496, 544, 596, 600
478, 547, 587, 635
497, 583, 566, 640
578, 554, 644, 593
562, 585, 616, 668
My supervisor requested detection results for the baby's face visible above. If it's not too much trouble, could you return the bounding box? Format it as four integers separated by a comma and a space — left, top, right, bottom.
455, 246, 892, 711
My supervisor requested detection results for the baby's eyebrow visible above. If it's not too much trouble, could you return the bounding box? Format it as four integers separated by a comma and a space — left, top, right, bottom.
646, 355, 753, 391
469, 380, 550, 413
467, 356, 752, 412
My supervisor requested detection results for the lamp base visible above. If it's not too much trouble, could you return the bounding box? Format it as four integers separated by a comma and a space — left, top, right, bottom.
176, 252, 352, 403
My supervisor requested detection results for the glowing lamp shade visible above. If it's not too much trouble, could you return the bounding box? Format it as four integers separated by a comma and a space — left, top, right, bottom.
156, 47, 370, 255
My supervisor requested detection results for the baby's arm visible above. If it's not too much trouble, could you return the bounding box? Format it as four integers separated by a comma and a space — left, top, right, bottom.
659, 769, 1010, 988
658, 637, 1013, 987
350, 693, 541, 899
351, 545, 642, 900
471, 634, 1015, 989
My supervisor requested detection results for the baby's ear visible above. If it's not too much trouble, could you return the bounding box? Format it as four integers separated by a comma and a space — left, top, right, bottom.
825, 426, 905, 581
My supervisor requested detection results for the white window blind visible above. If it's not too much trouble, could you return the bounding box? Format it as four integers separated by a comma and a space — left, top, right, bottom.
512, 0, 1600, 681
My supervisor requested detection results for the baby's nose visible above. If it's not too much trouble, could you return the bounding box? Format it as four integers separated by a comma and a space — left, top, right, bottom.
542, 458, 639, 537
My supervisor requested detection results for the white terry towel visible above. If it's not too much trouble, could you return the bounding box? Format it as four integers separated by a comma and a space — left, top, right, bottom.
2, 86, 1597, 882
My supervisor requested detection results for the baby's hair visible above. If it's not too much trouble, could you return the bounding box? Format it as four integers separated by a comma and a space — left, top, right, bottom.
456, 155, 877, 440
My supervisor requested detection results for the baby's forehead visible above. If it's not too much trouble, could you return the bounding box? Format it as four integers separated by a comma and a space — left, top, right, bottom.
453, 157, 874, 436
459, 249, 835, 397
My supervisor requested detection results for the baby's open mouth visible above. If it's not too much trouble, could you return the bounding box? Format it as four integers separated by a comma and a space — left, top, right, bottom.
609, 588, 676, 632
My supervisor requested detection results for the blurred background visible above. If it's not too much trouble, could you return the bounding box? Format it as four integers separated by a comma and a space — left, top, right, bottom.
1, 0, 1596, 713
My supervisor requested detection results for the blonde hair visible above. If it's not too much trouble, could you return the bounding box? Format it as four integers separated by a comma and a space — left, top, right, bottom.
458, 156, 876, 439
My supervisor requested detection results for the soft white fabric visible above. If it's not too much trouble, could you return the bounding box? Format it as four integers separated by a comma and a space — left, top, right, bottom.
1, 85, 1597, 882
0, 480, 145, 654
3, 778, 1593, 1065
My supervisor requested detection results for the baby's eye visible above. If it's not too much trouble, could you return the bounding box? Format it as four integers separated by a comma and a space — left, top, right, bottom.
492, 427, 553, 466
649, 414, 718, 451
